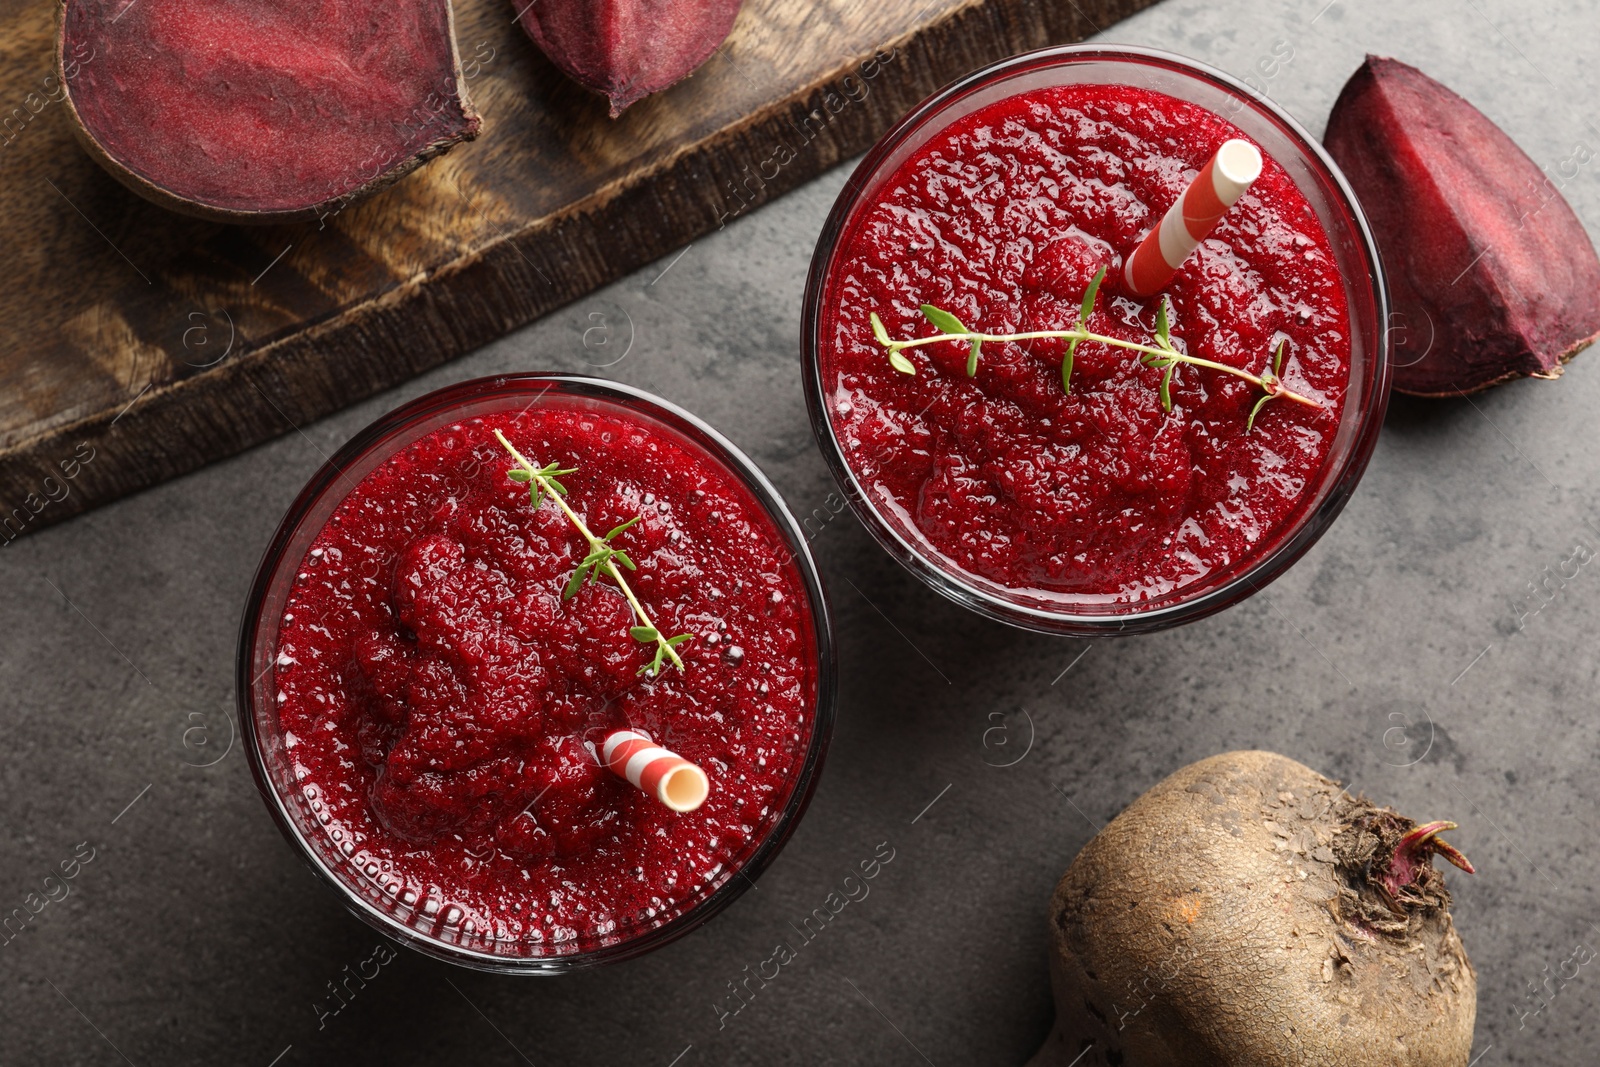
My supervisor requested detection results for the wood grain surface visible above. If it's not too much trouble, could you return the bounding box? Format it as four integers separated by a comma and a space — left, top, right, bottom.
0, 0, 1161, 539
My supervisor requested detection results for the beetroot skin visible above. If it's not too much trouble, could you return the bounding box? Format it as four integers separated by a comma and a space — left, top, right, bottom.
58, 0, 481, 223
1030, 751, 1476, 1067
1325, 56, 1600, 396
517, 0, 743, 117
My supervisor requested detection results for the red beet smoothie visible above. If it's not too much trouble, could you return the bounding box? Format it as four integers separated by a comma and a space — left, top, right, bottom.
274, 403, 816, 947
820, 84, 1351, 604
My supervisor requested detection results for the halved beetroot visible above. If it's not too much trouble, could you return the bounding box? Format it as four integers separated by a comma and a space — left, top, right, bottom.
58, 0, 481, 224
516, 0, 743, 118
1325, 56, 1600, 396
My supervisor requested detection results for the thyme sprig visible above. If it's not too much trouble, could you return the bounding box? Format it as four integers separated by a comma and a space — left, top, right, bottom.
868, 267, 1321, 429
494, 429, 692, 678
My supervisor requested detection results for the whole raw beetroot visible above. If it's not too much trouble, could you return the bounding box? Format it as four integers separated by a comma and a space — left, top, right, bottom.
1325, 56, 1600, 396
517, 0, 743, 117
1029, 751, 1476, 1066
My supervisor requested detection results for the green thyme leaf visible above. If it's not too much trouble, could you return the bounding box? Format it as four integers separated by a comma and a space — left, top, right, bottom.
1155, 298, 1171, 349
888, 350, 917, 375
1159, 365, 1175, 412
920, 304, 967, 335
638, 648, 668, 678
967, 339, 981, 378
666, 633, 693, 647
1062, 338, 1080, 394
507, 469, 532, 482
630, 626, 659, 643
563, 563, 589, 601
1079, 266, 1107, 324
605, 516, 640, 541
1247, 393, 1275, 433
870, 312, 891, 346
1273, 338, 1287, 376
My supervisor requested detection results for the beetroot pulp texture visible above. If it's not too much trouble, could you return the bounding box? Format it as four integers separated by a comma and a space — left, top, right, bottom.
59, 0, 480, 223
1325, 55, 1600, 396
516, 0, 743, 117
1029, 751, 1476, 1067
821, 84, 1349, 604
274, 406, 817, 948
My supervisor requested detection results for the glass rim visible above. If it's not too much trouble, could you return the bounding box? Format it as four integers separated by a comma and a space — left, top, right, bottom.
236, 373, 838, 973
801, 43, 1392, 636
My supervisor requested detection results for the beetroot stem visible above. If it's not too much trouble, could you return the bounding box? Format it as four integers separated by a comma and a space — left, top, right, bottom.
1399, 820, 1476, 874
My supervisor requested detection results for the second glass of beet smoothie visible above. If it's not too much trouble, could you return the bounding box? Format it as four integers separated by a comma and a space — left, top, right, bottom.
804, 46, 1389, 636
239, 376, 835, 972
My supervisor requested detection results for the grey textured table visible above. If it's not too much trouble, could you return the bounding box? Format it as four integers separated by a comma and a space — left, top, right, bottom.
5, 1, 1598, 1063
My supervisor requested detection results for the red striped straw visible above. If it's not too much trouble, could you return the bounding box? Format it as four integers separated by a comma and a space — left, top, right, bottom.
1123, 138, 1264, 298
601, 729, 711, 813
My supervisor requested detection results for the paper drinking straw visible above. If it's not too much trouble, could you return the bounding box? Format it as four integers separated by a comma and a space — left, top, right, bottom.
601, 729, 711, 813
1123, 138, 1264, 298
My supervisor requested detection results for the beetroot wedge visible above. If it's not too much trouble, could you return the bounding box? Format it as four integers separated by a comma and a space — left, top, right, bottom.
58, 0, 481, 224
517, 0, 743, 118
1325, 56, 1600, 396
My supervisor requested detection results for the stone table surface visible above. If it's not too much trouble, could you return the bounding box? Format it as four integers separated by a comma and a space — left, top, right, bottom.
4, 0, 1599, 1063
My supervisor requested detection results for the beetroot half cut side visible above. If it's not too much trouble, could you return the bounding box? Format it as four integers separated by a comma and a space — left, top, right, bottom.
58, 0, 482, 224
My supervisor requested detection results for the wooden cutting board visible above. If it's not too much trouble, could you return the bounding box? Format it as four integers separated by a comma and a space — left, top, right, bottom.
0, 0, 1160, 538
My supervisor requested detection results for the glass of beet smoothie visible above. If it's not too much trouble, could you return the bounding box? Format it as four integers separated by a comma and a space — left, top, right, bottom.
239, 375, 835, 971
804, 46, 1390, 635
